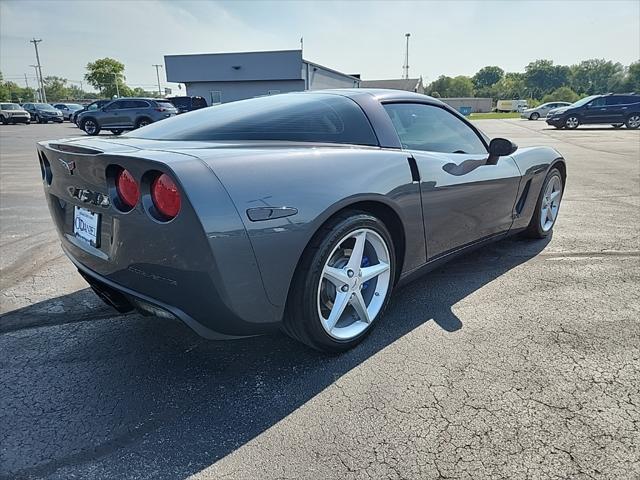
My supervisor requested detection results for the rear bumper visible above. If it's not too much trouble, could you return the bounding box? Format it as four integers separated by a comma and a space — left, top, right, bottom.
67, 251, 253, 339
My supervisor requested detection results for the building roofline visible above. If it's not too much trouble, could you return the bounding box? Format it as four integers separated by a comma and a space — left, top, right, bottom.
303, 59, 362, 82
164, 49, 302, 59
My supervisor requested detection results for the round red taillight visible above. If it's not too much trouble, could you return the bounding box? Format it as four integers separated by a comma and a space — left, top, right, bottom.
151, 173, 181, 219
116, 168, 140, 209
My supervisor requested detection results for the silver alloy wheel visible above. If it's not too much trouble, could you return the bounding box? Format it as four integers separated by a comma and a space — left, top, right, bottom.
531, 112, 539, 120
540, 175, 562, 232
84, 120, 97, 135
138, 119, 150, 127
317, 228, 391, 340
628, 115, 640, 128
565, 116, 579, 129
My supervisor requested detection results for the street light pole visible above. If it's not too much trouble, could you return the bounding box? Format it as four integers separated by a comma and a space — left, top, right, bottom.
30, 38, 47, 102
152, 64, 163, 96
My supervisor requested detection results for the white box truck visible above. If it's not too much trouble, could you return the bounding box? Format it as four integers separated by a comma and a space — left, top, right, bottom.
496, 99, 528, 113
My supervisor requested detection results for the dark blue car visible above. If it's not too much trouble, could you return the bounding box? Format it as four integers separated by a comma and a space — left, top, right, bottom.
546, 93, 640, 129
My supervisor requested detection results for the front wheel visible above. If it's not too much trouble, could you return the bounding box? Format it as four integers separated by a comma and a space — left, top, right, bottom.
530, 112, 540, 120
565, 116, 580, 129
626, 114, 640, 129
283, 212, 396, 352
525, 168, 564, 239
0, 116, 7, 125
81, 118, 100, 136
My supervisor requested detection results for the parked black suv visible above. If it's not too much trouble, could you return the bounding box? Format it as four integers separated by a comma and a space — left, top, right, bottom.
546, 93, 640, 129
166, 96, 207, 114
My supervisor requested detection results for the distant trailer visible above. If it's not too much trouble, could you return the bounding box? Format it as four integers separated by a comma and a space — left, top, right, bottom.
440, 97, 492, 113
496, 99, 528, 113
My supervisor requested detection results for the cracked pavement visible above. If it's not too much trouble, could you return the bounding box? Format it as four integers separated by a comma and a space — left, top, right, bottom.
0, 120, 639, 479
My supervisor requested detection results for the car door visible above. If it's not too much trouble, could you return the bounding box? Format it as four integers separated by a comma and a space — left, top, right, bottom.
604, 96, 626, 124
582, 96, 607, 124
101, 100, 126, 127
383, 102, 522, 259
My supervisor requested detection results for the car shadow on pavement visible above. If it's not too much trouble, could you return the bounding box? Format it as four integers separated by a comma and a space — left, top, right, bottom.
0, 235, 550, 479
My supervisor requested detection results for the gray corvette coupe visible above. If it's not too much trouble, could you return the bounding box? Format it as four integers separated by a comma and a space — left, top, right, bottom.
38, 89, 566, 351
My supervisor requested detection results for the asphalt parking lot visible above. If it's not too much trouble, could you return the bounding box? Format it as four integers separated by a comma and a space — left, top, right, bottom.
1, 120, 639, 479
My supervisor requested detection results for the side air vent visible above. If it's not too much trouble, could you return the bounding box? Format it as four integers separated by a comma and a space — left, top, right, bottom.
48, 143, 103, 155
515, 179, 532, 214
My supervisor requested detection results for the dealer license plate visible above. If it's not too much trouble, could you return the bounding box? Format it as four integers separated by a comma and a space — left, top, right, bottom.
73, 206, 100, 247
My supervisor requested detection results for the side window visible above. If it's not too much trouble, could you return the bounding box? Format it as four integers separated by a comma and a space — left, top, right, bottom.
383, 103, 487, 154
605, 97, 623, 106
105, 101, 124, 111
87, 103, 98, 111
590, 97, 606, 107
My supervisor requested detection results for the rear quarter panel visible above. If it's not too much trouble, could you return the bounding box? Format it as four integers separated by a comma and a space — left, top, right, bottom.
191, 145, 426, 308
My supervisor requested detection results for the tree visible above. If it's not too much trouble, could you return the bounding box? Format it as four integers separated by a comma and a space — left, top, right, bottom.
130, 87, 161, 98
447, 76, 475, 97
44, 76, 70, 101
623, 61, 640, 92
472, 66, 504, 90
524, 60, 570, 98
426, 75, 452, 97
542, 86, 579, 103
85, 57, 129, 98
570, 59, 624, 95
490, 72, 527, 100
0, 72, 36, 102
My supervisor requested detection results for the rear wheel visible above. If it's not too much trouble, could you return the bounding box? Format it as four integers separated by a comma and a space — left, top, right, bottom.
135, 117, 151, 129
530, 112, 540, 120
525, 168, 564, 239
626, 114, 640, 129
565, 116, 580, 129
283, 212, 395, 352
81, 118, 100, 136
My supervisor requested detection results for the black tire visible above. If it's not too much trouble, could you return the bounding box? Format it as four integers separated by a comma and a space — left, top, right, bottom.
110, 129, 123, 135
530, 112, 540, 120
524, 168, 564, 239
625, 114, 640, 129
135, 117, 152, 129
35, 114, 43, 124
283, 211, 396, 352
564, 115, 580, 129
25, 120, 31, 125
81, 118, 101, 136
1, 116, 7, 125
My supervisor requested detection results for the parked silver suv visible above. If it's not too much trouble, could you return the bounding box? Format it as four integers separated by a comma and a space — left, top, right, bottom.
77, 98, 178, 135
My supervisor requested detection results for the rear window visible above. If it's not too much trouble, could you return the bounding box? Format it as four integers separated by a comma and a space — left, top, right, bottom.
193, 97, 207, 108
156, 101, 176, 110
168, 97, 190, 108
126, 93, 378, 145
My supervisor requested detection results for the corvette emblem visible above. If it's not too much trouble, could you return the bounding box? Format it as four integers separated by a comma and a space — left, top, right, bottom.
59, 158, 76, 175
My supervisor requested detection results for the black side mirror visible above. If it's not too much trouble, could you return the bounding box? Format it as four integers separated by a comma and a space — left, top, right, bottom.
486, 138, 517, 165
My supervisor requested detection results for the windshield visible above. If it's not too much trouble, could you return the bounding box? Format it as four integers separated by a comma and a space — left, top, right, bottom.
1, 104, 21, 110
125, 93, 378, 146
570, 95, 599, 108
36, 103, 58, 111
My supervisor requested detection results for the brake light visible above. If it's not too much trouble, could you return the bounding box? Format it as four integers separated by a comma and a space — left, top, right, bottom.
151, 173, 180, 219
116, 168, 139, 209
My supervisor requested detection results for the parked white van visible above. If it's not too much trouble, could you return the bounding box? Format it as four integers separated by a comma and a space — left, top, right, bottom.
497, 99, 528, 113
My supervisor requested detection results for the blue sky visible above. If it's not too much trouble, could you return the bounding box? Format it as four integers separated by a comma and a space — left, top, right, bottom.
1, 0, 639, 91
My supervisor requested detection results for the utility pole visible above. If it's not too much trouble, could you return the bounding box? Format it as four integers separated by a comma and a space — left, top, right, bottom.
30, 65, 41, 101
152, 64, 163, 96
30, 38, 47, 102
403, 33, 411, 80
24, 73, 29, 89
